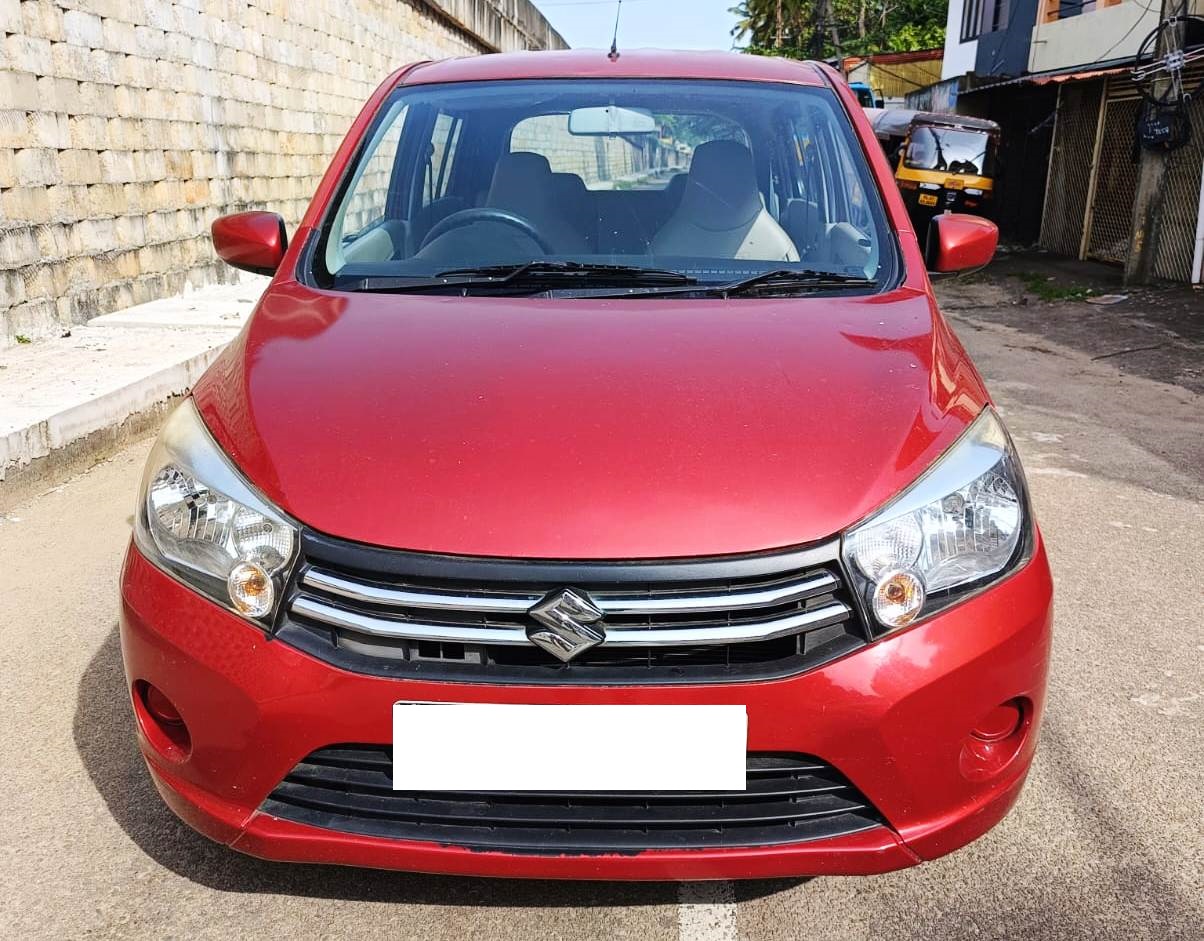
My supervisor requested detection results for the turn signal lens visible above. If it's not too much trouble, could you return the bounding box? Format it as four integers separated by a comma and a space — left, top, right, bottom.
872, 569, 926, 628
228, 559, 274, 617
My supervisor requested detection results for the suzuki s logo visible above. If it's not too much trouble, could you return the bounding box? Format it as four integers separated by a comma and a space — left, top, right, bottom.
527, 588, 606, 662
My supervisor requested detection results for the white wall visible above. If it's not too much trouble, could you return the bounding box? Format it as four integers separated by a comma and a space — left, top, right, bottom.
942, 0, 978, 79
1029, 2, 1161, 73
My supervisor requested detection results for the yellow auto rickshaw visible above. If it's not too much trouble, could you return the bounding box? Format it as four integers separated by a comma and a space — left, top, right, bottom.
865, 109, 1000, 227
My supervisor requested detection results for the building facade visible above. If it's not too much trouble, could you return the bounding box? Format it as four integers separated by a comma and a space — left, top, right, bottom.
939, 0, 1204, 283
1041, 68, 1204, 283
1029, 0, 1161, 74
941, 0, 978, 81
843, 50, 945, 107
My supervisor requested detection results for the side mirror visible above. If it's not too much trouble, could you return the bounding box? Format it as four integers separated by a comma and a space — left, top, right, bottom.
211, 211, 287, 275
925, 213, 998, 273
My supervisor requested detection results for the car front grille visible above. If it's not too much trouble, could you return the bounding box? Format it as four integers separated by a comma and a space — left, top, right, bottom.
260, 745, 885, 853
278, 530, 867, 684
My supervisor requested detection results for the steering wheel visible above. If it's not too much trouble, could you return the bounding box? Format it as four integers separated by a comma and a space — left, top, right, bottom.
419, 207, 554, 254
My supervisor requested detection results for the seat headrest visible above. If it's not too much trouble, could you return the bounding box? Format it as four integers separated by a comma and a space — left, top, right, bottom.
663, 172, 688, 202
552, 172, 589, 200
677, 140, 762, 229
487, 152, 553, 208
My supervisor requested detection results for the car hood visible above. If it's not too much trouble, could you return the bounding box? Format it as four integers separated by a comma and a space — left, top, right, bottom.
194, 281, 988, 559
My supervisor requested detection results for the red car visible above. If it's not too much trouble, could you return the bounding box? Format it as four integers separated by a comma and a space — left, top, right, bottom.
120, 50, 1052, 880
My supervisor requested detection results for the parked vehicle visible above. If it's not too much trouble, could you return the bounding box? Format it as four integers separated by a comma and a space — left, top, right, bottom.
867, 108, 1000, 227
120, 50, 1051, 880
849, 80, 884, 108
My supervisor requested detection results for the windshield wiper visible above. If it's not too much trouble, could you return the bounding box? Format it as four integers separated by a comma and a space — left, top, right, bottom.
338, 261, 695, 294
337, 264, 869, 297
709, 268, 875, 297
589, 268, 875, 299
437, 261, 694, 285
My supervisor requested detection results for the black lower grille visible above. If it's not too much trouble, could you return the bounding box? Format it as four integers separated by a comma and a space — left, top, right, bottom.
260, 745, 885, 853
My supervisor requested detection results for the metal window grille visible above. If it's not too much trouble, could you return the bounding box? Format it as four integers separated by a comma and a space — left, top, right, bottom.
1040, 67, 1204, 283
1040, 81, 1103, 257
962, 0, 985, 41
1085, 87, 1142, 265
1152, 65, 1204, 282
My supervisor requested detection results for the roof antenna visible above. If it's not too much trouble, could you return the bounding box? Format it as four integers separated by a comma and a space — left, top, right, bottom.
608, 0, 622, 61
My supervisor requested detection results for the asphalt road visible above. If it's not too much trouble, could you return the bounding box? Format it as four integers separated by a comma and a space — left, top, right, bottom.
1, 273, 1200, 940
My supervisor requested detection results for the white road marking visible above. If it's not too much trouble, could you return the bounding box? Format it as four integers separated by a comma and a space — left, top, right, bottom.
1130, 691, 1199, 718
678, 881, 738, 941
1028, 466, 1088, 478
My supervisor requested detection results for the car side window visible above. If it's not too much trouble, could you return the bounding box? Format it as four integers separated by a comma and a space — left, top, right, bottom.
341, 108, 407, 237
788, 108, 878, 274
324, 101, 409, 273
835, 141, 873, 235
423, 112, 462, 206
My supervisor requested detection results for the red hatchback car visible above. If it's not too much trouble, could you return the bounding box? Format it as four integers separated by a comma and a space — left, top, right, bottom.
120, 50, 1053, 880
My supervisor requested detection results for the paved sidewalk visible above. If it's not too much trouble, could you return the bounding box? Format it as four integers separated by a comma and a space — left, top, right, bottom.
0, 278, 266, 508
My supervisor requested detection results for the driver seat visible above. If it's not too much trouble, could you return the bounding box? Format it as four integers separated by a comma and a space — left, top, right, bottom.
485, 152, 589, 254
651, 141, 799, 262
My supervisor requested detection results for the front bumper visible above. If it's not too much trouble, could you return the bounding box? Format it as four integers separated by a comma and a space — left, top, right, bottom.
119, 537, 1053, 880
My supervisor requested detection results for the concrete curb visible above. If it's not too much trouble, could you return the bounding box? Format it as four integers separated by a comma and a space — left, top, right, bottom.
0, 279, 266, 510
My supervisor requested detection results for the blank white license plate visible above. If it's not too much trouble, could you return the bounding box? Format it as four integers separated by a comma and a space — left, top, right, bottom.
392, 702, 747, 791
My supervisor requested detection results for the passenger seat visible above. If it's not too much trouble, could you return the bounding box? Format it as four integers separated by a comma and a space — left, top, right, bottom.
651, 141, 798, 261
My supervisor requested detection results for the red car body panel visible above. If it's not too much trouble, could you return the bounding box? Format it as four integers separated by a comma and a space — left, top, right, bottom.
194, 285, 985, 558
121, 538, 1051, 878
119, 49, 1054, 879
210, 211, 288, 275
401, 49, 827, 89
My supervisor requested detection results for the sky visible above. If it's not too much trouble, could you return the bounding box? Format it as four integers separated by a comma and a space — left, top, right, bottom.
532, 0, 742, 53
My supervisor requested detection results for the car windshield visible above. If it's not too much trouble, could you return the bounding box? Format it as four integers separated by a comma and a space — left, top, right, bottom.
904, 126, 994, 176
316, 79, 892, 294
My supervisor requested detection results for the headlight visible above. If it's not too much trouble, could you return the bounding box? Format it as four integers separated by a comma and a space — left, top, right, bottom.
842, 407, 1032, 632
133, 399, 298, 626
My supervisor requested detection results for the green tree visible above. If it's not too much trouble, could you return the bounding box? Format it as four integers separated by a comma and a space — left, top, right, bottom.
730, 0, 945, 60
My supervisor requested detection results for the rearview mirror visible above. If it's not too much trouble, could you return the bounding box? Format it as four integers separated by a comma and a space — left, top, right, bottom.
925, 213, 998, 273
211, 211, 287, 275
568, 106, 657, 136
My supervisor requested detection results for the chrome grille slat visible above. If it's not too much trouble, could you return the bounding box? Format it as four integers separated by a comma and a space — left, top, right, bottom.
279, 531, 867, 683
300, 566, 839, 616
301, 568, 535, 613
290, 594, 851, 646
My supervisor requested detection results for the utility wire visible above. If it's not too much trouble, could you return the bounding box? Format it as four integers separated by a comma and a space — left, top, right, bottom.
1086, 0, 1162, 66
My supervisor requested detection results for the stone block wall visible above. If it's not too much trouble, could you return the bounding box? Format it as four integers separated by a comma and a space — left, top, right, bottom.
0, 0, 564, 346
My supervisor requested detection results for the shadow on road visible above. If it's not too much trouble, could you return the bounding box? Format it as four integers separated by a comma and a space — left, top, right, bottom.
1033, 721, 1200, 931
73, 625, 803, 906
